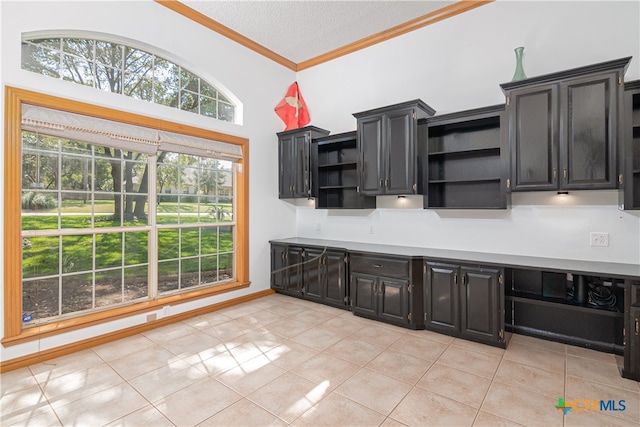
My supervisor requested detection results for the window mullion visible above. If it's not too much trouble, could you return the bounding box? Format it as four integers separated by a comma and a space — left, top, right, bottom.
148, 154, 158, 299
58, 236, 63, 317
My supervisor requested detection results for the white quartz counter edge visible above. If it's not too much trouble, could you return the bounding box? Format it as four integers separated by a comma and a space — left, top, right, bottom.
270, 237, 640, 279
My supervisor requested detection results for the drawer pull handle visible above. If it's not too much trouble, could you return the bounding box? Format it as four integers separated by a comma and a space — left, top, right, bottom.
373, 264, 383, 268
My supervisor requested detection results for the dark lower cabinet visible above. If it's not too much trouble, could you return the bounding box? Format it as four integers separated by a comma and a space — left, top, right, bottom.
271, 245, 304, 296
270, 243, 348, 309
424, 263, 459, 334
460, 266, 504, 344
425, 262, 505, 347
303, 248, 348, 309
271, 239, 636, 381
350, 254, 423, 329
271, 244, 288, 292
623, 281, 640, 381
351, 273, 377, 318
351, 273, 411, 325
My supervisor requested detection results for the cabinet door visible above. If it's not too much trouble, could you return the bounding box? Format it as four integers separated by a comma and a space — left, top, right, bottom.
386, 108, 416, 195
560, 72, 619, 189
304, 247, 325, 302
627, 306, 640, 380
379, 277, 410, 325
460, 266, 502, 344
508, 84, 559, 190
270, 244, 288, 291
292, 133, 311, 197
352, 273, 377, 318
624, 283, 640, 380
424, 263, 459, 334
286, 247, 304, 295
358, 114, 384, 195
324, 250, 347, 308
278, 138, 293, 198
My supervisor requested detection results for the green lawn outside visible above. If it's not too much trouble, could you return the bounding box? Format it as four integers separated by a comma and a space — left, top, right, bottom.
22, 214, 234, 279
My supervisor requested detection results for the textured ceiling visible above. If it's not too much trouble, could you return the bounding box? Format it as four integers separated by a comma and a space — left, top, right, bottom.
180, 1, 455, 64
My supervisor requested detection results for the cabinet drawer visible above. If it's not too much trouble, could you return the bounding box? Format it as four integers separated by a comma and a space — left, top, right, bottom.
350, 254, 410, 278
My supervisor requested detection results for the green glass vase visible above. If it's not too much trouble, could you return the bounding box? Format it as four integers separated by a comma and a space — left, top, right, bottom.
511, 46, 527, 81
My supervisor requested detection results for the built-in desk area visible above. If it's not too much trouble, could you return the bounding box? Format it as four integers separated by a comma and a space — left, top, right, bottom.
270, 237, 640, 381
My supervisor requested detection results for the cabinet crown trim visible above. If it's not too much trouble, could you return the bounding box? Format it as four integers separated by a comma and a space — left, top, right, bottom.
625, 79, 640, 91
352, 99, 436, 119
277, 125, 330, 138
500, 56, 631, 93
422, 103, 505, 126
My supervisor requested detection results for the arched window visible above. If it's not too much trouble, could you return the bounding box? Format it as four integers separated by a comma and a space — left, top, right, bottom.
21, 34, 237, 123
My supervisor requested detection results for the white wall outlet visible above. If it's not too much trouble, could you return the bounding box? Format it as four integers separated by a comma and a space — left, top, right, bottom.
315, 223, 321, 232
162, 305, 171, 317
590, 232, 609, 247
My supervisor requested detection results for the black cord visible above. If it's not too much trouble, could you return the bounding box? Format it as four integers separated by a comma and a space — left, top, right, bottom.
587, 284, 616, 308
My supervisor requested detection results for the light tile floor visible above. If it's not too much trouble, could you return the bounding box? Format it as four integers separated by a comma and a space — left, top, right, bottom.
2, 293, 639, 426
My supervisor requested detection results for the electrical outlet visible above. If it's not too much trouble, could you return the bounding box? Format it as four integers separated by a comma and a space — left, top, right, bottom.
315, 223, 321, 232
590, 232, 609, 247
162, 306, 171, 317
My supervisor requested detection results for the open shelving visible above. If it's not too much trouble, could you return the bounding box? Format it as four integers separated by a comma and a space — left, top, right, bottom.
621, 80, 640, 209
631, 85, 640, 207
419, 105, 508, 209
312, 131, 376, 209
504, 268, 625, 353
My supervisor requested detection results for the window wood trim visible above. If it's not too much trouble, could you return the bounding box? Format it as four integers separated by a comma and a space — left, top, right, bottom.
3, 86, 250, 345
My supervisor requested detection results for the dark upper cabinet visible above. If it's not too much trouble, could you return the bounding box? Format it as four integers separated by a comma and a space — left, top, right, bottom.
278, 126, 329, 199
620, 80, 640, 210
354, 100, 435, 196
561, 72, 619, 189
425, 261, 505, 347
356, 114, 384, 194
506, 84, 559, 190
501, 57, 630, 191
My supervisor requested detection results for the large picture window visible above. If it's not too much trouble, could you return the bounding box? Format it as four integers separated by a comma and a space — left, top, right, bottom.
4, 87, 249, 345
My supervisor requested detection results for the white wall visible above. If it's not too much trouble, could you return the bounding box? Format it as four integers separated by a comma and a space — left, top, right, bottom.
0, 0, 295, 362
296, 0, 640, 264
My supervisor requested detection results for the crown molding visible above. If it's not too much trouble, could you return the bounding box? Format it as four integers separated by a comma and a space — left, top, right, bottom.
157, 0, 493, 72
297, 0, 494, 71
155, 0, 298, 71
